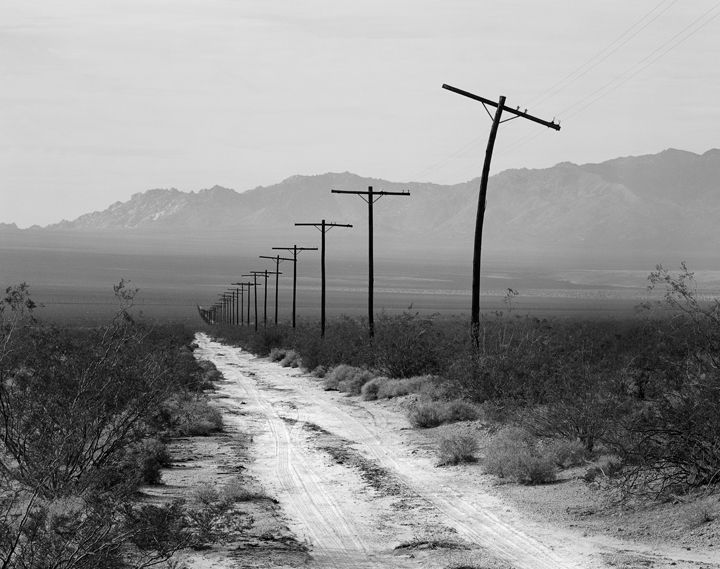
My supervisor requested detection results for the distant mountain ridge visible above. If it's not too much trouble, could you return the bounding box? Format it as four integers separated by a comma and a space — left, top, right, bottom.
5, 148, 720, 263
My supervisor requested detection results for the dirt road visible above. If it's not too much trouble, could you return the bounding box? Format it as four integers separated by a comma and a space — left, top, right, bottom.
193, 333, 720, 569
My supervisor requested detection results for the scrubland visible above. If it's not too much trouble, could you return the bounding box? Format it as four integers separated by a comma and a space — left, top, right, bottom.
0, 282, 227, 568
217, 264, 720, 513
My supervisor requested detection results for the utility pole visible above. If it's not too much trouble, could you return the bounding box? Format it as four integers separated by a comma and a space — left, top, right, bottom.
332, 185, 410, 338
271, 245, 318, 328
221, 293, 233, 324
226, 291, 235, 325
242, 274, 260, 331
442, 83, 560, 344
295, 219, 352, 338
231, 282, 250, 326
260, 255, 290, 325
250, 270, 281, 328
245, 282, 256, 328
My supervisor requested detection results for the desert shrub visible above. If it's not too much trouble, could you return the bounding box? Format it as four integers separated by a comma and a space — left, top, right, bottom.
442, 400, 481, 423
360, 376, 384, 400
323, 364, 375, 394
376, 375, 436, 399
483, 427, 556, 485
268, 347, 287, 362
437, 434, 478, 466
615, 378, 720, 495
290, 317, 372, 371
583, 455, 623, 483
541, 438, 586, 469
312, 365, 327, 378
373, 312, 441, 377
0, 283, 229, 567
408, 402, 444, 428
220, 478, 269, 503
360, 375, 440, 400
124, 438, 171, 485
165, 393, 223, 436
523, 375, 623, 452
338, 370, 374, 394
193, 483, 221, 507
407, 399, 481, 429
126, 501, 193, 555
606, 264, 720, 495
280, 349, 301, 368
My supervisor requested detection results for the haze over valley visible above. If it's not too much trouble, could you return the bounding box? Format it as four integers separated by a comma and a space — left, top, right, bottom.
3, 148, 719, 323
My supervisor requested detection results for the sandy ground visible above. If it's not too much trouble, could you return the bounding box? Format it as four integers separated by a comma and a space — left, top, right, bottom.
160, 333, 720, 569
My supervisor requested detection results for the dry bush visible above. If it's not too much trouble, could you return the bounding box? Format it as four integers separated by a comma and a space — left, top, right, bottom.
323, 364, 375, 394
373, 312, 441, 377
279, 349, 301, 368
437, 433, 479, 466
442, 400, 481, 423
408, 399, 481, 429
220, 478, 269, 503
541, 438, 587, 469
311, 365, 327, 378
192, 483, 220, 507
360, 376, 385, 400
483, 427, 556, 485
583, 455, 623, 483
268, 347, 286, 362
408, 402, 444, 428
378, 375, 436, 398
167, 394, 223, 436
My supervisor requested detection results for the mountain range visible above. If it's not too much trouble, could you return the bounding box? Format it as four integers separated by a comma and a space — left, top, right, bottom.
4, 148, 720, 266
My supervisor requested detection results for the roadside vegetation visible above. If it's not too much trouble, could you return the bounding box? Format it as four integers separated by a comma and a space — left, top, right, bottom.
216, 264, 720, 499
0, 281, 225, 568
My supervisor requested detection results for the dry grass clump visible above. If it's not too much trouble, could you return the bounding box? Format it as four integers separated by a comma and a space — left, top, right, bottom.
583, 455, 623, 482
361, 374, 449, 401
324, 364, 376, 395
280, 349, 301, 368
408, 399, 482, 428
437, 433, 479, 466
483, 427, 556, 485
166, 394, 223, 436
268, 347, 286, 362
409, 402, 444, 428
540, 438, 586, 468
268, 347, 302, 368
442, 400, 481, 422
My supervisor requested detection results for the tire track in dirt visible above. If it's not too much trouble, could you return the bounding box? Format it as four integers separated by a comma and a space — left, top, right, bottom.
285, 388, 589, 569
196, 335, 400, 569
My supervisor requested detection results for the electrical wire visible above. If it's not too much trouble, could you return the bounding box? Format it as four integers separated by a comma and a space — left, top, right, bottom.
497, 2, 720, 159
528, 0, 679, 108
558, 1, 720, 120
414, 1, 720, 184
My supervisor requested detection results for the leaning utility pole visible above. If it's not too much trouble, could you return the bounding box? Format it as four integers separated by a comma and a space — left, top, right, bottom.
332, 185, 410, 338
295, 219, 352, 338
271, 245, 318, 328
260, 255, 291, 325
442, 83, 560, 344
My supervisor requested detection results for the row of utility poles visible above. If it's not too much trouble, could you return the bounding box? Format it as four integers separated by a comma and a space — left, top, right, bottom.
199, 83, 560, 342
197, 185, 410, 338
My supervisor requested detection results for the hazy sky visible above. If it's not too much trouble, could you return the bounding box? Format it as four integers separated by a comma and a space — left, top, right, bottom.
2, 0, 719, 227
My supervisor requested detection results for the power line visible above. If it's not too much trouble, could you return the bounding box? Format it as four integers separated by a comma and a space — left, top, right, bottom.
495, 2, 720, 160
413, 2, 718, 182
529, 0, 679, 108
558, 1, 720, 120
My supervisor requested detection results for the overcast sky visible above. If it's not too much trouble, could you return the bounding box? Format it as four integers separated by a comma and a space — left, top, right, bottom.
2, 0, 719, 227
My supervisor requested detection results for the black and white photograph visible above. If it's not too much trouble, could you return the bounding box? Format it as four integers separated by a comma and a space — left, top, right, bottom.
1, 1, 719, 567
